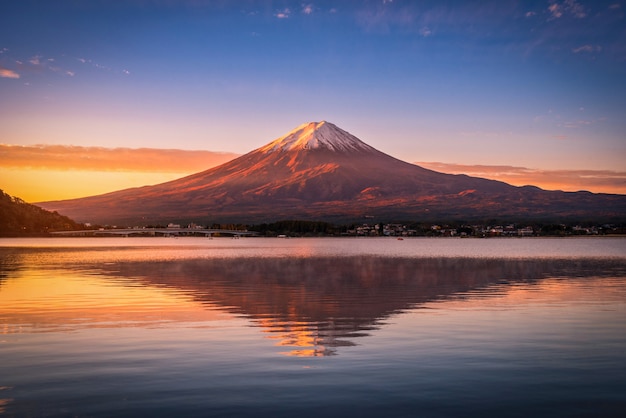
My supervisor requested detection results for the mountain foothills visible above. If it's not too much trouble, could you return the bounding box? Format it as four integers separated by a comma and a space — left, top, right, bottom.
38, 121, 626, 226
0, 190, 82, 236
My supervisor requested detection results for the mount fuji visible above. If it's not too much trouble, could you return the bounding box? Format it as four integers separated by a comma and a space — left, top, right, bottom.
39, 121, 626, 225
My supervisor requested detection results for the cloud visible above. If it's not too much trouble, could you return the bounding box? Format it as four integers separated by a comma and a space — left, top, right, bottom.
419, 26, 432, 37
6, 53, 79, 77
77, 56, 123, 74
560, 117, 606, 129
572, 44, 602, 53
275, 8, 290, 18
415, 162, 626, 194
355, 2, 419, 33
548, 3, 563, 18
548, 0, 586, 19
0, 144, 239, 173
566, 0, 587, 17
302, 4, 313, 15
0, 67, 20, 79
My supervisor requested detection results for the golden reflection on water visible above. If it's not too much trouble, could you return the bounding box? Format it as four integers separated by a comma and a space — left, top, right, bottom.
259, 319, 331, 357
2, 248, 626, 356
0, 387, 12, 415
0, 269, 229, 334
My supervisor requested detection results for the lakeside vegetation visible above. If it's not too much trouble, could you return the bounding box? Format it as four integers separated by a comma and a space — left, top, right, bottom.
0, 190, 84, 237
1, 190, 624, 238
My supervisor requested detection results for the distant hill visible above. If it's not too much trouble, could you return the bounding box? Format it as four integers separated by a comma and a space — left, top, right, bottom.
0, 190, 83, 236
39, 121, 626, 225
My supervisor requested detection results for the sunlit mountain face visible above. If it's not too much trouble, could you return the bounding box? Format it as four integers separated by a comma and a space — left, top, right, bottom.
39, 121, 626, 225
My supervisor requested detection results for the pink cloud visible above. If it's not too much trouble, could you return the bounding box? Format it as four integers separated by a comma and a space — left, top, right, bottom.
415, 162, 626, 194
0, 67, 20, 79
572, 44, 601, 53
275, 8, 290, 18
548, 0, 586, 19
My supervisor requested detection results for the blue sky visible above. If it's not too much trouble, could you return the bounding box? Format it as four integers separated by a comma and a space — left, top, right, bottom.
1, 0, 625, 199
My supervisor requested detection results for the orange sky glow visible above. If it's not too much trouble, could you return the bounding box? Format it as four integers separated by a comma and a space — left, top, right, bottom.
0, 144, 238, 202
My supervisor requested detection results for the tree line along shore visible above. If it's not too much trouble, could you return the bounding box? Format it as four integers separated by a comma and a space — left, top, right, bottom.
1, 190, 624, 237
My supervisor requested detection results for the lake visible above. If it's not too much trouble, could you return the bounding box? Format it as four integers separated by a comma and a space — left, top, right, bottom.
1, 237, 625, 417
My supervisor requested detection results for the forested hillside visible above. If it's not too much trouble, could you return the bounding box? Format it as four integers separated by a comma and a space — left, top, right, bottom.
0, 190, 82, 236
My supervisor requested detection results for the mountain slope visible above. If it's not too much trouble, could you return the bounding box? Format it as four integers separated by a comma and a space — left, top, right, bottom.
38, 121, 626, 224
0, 190, 82, 236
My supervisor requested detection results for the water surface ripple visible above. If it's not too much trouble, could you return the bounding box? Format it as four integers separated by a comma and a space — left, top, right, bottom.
1, 237, 625, 417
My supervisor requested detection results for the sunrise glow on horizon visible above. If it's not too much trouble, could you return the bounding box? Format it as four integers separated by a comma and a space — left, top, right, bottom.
1, 1, 625, 202
2, 143, 625, 203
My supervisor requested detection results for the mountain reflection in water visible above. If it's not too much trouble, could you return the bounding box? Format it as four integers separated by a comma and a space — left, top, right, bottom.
2, 240, 626, 418
91, 256, 624, 357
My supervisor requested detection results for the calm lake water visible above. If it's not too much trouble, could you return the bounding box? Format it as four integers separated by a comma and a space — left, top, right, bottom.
1, 237, 625, 417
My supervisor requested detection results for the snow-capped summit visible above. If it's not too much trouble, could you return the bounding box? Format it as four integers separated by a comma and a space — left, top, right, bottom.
260, 121, 375, 153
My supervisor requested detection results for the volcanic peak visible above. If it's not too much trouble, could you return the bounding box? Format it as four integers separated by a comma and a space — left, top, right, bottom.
260, 121, 375, 154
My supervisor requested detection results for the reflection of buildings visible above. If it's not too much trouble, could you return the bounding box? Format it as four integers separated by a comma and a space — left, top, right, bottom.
104, 256, 624, 357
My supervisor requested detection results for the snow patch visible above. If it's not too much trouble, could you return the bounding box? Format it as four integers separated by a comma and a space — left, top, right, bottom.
261, 121, 376, 153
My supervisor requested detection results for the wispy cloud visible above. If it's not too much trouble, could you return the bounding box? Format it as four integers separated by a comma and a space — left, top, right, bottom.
5, 52, 79, 78
548, 0, 587, 19
77, 57, 112, 71
302, 4, 313, 15
548, 3, 564, 18
416, 162, 626, 194
275, 8, 290, 19
560, 117, 606, 129
0, 144, 239, 173
7, 52, 129, 80
0, 66, 20, 79
572, 44, 602, 53
355, 2, 418, 33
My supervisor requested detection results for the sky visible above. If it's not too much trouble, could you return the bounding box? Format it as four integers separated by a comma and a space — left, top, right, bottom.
1, 0, 625, 202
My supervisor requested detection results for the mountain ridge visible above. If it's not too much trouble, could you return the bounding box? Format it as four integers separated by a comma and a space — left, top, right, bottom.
38, 121, 626, 225
1, 190, 82, 236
